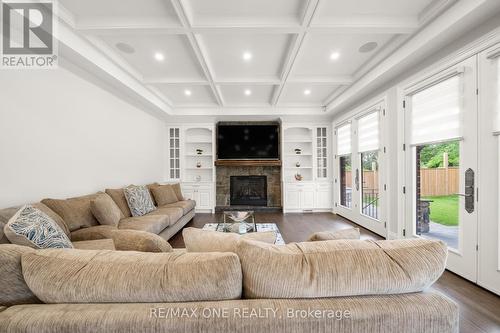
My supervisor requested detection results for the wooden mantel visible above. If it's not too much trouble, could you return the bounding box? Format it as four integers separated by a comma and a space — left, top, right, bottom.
214, 160, 282, 167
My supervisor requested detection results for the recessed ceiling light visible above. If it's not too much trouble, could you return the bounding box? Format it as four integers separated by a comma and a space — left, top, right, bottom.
115, 42, 135, 54
304, 89, 311, 95
154, 52, 165, 61
330, 52, 340, 60
242, 52, 253, 61
244, 89, 252, 96
359, 42, 378, 53
184, 89, 192, 96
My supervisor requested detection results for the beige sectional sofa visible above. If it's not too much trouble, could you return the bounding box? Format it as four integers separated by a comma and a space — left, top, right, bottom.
0, 183, 195, 251
0, 238, 458, 332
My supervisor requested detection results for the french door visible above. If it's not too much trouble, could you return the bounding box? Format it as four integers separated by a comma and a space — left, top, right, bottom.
334, 102, 387, 237
404, 56, 478, 281
477, 44, 500, 294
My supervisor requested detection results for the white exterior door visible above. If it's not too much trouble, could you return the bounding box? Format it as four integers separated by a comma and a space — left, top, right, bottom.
404, 56, 478, 282
477, 45, 500, 294
334, 103, 387, 237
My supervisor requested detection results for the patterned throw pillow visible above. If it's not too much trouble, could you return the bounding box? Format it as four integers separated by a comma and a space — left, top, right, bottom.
4, 205, 73, 249
124, 185, 156, 217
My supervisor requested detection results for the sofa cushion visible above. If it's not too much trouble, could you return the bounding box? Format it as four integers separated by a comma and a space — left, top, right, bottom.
307, 227, 360, 241
4, 205, 73, 249
0, 244, 40, 306
70, 225, 118, 241
42, 194, 100, 232
105, 188, 131, 218
90, 193, 124, 226
0, 203, 70, 236
183, 227, 277, 253
149, 207, 183, 225
162, 200, 196, 214
0, 293, 459, 333
150, 185, 178, 206
236, 238, 447, 299
118, 215, 170, 235
108, 230, 172, 253
72, 239, 116, 250
70, 226, 172, 253
123, 185, 156, 217
22, 249, 242, 303
172, 183, 184, 201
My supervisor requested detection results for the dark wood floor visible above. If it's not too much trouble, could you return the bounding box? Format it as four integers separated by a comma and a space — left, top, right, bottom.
169, 212, 500, 333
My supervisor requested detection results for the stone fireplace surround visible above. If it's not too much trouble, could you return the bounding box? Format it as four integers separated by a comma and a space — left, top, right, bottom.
216, 165, 282, 210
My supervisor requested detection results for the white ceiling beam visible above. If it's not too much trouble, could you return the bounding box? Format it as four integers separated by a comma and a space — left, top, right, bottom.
170, 0, 224, 106
74, 22, 417, 35
171, 106, 326, 116
288, 76, 353, 85
145, 79, 210, 85
270, 0, 320, 106
419, 0, 458, 25
310, 16, 418, 34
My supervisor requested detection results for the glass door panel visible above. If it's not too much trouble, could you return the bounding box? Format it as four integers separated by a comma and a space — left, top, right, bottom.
415, 141, 460, 250
361, 151, 379, 219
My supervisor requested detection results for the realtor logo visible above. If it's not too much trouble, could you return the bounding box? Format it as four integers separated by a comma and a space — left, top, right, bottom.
1, 0, 58, 68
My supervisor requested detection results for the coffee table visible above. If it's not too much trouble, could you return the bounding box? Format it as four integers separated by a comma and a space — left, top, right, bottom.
202, 220, 285, 245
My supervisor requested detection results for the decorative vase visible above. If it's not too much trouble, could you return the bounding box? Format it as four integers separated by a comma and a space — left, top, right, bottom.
196, 162, 202, 168
294, 173, 303, 181
295, 161, 301, 167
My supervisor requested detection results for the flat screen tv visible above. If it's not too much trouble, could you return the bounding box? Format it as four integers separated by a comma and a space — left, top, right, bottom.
217, 124, 280, 160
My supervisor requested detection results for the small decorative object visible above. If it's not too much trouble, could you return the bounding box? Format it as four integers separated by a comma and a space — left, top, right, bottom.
295, 161, 301, 167
294, 148, 302, 155
195, 175, 202, 182
294, 173, 303, 181
196, 149, 203, 155
223, 211, 256, 234
196, 161, 202, 168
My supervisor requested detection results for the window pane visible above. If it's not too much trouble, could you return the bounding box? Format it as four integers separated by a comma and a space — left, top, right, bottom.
340, 155, 352, 208
416, 141, 460, 250
361, 151, 379, 219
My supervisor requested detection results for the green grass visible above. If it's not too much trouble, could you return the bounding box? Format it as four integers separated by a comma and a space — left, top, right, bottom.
421, 195, 459, 226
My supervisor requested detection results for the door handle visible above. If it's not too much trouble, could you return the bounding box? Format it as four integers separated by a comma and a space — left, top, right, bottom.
463, 168, 475, 214
355, 169, 360, 191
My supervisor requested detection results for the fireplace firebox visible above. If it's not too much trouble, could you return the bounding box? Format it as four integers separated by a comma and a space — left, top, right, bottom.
230, 176, 267, 206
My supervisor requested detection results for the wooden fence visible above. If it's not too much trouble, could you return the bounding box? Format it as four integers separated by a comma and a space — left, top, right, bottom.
419, 167, 459, 196
343, 167, 458, 196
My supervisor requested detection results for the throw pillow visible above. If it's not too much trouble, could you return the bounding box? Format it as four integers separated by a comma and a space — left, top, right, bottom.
90, 193, 124, 226
150, 185, 178, 206
307, 227, 360, 241
183, 227, 277, 252
4, 205, 73, 249
172, 183, 184, 201
123, 185, 156, 217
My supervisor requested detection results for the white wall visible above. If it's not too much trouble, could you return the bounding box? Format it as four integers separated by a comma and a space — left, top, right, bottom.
0, 67, 166, 207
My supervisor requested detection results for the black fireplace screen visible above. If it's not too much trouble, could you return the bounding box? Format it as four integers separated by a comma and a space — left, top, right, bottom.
230, 176, 267, 206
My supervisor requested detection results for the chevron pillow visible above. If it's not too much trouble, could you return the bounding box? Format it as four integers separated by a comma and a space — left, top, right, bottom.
4, 205, 73, 249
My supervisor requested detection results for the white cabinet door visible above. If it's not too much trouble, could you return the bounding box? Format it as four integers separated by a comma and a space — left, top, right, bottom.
285, 186, 301, 209
197, 188, 211, 209
315, 183, 332, 209
301, 186, 315, 209
181, 183, 214, 212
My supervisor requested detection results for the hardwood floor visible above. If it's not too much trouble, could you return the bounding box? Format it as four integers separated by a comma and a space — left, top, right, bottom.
169, 212, 500, 333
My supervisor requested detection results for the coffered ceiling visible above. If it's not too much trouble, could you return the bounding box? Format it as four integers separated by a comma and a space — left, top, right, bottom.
57, 0, 468, 114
